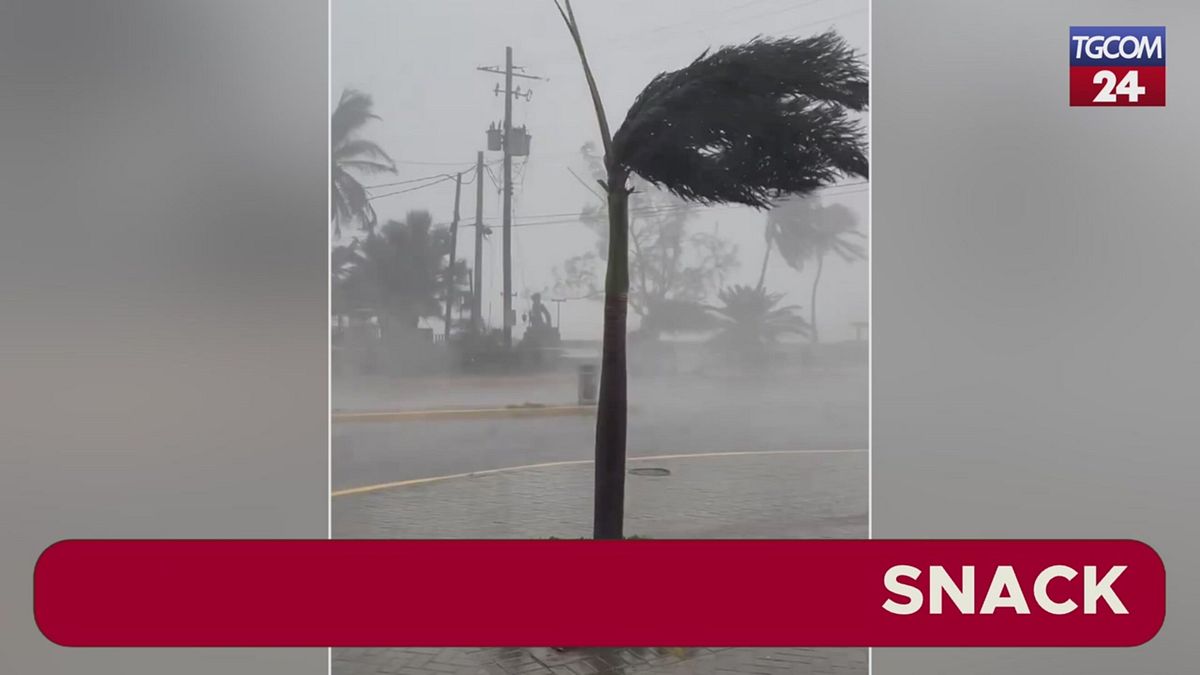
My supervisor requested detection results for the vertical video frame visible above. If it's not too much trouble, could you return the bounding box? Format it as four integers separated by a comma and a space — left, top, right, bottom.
332, 1, 868, 672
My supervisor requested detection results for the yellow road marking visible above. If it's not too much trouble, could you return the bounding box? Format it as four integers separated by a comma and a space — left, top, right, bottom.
331, 449, 867, 498
332, 405, 595, 424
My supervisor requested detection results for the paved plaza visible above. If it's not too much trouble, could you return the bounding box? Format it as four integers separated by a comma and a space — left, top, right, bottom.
332, 451, 867, 675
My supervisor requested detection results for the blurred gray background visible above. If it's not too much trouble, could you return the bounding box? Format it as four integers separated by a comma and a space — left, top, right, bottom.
873, 0, 1199, 672
0, 0, 328, 673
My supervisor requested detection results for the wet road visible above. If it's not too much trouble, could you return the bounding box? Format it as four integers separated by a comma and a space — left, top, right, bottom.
332, 368, 867, 491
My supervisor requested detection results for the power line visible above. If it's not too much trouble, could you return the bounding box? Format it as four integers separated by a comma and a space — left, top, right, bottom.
537, 0, 834, 56
539, 180, 870, 220
777, 6, 868, 34
366, 174, 456, 201
618, 6, 866, 66
484, 164, 504, 191
427, 187, 869, 232
391, 159, 483, 167
538, 180, 869, 221
365, 167, 485, 200
530, 0, 861, 63
366, 157, 867, 212
515, 157, 530, 194
365, 173, 459, 190
454, 184, 869, 230
369, 172, 867, 209
364, 163, 492, 190
669, 0, 845, 36
567, 167, 605, 202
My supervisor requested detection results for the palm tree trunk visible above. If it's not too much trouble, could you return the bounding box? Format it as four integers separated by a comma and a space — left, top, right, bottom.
594, 167, 630, 540
810, 252, 824, 344
756, 237, 772, 291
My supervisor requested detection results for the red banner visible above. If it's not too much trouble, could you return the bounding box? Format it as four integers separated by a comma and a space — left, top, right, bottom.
34, 539, 1164, 647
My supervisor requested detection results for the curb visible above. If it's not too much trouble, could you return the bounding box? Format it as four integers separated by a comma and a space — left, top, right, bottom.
332, 404, 596, 424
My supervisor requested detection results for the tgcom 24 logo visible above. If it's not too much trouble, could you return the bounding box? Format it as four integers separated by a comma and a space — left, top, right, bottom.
1070, 26, 1166, 106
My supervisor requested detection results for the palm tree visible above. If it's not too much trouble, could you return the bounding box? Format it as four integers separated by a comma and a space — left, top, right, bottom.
554, 0, 868, 539
331, 239, 364, 330
332, 89, 395, 237
343, 210, 466, 335
707, 285, 809, 368
766, 199, 865, 343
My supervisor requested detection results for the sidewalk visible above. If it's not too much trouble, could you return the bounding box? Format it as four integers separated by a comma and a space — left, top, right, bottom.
332, 451, 867, 675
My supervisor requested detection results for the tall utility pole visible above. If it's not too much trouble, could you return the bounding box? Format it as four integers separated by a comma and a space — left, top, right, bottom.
472, 151, 484, 332
501, 46, 514, 349
478, 48, 544, 350
443, 172, 462, 342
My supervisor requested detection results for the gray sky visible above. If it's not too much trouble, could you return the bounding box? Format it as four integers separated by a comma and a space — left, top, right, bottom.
333, 0, 868, 340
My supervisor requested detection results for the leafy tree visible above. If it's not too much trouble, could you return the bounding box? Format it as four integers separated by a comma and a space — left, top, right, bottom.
331, 240, 365, 326
555, 0, 868, 538
766, 198, 865, 343
555, 144, 737, 339
331, 89, 395, 236
707, 285, 809, 367
339, 210, 467, 335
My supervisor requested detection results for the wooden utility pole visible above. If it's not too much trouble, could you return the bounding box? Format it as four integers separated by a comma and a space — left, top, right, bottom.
477, 49, 543, 350
443, 172, 462, 341
502, 46, 514, 348
472, 151, 484, 332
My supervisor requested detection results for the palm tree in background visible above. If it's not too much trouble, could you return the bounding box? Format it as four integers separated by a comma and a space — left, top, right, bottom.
564, 143, 738, 341
767, 199, 865, 344
342, 210, 466, 335
332, 89, 395, 237
554, 0, 868, 539
707, 285, 809, 368
331, 239, 364, 329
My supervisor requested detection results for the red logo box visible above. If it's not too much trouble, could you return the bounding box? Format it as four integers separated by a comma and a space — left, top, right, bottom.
1070, 66, 1166, 106
1070, 27, 1166, 107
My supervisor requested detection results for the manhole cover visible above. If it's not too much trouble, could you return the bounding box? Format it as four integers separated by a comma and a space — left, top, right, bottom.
629, 467, 671, 476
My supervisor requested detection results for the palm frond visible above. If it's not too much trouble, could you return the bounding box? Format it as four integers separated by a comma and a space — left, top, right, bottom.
706, 284, 810, 343
332, 89, 381, 149
331, 89, 393, 236
333, 168, 377, 235
611, 32, 867, 208
767, 198, 865, 268
333, 138, 395, 169
338, 159, 396, 175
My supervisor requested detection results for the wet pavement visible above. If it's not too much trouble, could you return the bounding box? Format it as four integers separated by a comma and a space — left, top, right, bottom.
333, 371, 582, 413
332, 368, 867, 491
333, 452, 866, 539
333, 646, 867, 675
332, 452, 868, 675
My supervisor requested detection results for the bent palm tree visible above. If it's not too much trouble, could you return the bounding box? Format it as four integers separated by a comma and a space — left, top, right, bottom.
554, 0, 868, 538
767, 199, 865, 343
332, 89, 395, 237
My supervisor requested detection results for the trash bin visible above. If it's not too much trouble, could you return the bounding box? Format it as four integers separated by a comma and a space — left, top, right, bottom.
577, 364, 598, 405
